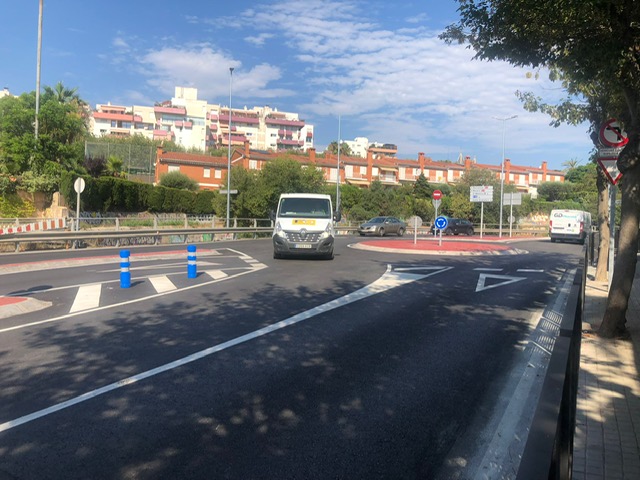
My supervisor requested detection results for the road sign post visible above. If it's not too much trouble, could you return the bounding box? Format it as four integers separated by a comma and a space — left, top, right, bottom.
597, 118, 627, 283
407, 215, 423, 245
470, 186, 493, 238
434, 216, 448, 247
432, 190, 443, 231
503, 193, 522, 237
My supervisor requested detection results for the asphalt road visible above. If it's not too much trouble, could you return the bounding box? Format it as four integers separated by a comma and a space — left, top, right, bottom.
0, 237, 585, 479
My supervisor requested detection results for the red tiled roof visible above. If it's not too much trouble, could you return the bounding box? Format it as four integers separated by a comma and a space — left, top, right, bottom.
159, 151, 227, 167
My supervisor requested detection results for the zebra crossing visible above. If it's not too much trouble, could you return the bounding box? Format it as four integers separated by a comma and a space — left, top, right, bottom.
0, 249, 268, 322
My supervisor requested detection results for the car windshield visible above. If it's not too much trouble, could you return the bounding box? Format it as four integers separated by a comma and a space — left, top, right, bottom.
368, 217, 385, 224
278, 198, 331, 218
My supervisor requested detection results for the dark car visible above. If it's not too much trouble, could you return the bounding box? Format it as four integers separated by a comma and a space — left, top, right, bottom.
358, 216, 406, 237
430, 218, 475, 236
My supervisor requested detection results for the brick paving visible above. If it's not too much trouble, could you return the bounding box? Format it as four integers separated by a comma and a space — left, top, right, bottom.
574, 265, 640, 479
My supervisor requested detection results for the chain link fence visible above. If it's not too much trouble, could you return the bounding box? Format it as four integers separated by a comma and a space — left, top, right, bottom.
84, 142, 156, 184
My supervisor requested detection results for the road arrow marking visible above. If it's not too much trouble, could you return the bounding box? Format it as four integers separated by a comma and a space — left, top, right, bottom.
393, 266, 453, 277
475, 274, 526, 292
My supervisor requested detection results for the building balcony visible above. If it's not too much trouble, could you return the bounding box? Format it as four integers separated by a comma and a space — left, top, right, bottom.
154, 106, 186, 115
266, 117, 305, 127
277, 139, 304, 146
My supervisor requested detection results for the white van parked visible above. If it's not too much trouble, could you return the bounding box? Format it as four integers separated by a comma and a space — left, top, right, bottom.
271, 193, 340, 259
549, 209, 592, 244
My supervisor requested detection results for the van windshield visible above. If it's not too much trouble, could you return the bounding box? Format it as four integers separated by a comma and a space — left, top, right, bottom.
278, 198, 331, 219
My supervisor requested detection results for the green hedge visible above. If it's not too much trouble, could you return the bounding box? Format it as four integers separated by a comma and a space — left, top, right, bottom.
60, 172, 216, 214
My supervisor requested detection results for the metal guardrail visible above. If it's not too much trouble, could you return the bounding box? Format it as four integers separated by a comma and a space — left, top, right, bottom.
516, 246, 587, 480
0, 227, 275, 252
0, 219, 550, 253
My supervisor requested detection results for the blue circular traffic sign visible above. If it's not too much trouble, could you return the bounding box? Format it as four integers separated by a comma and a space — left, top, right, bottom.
434, 216, 448, 230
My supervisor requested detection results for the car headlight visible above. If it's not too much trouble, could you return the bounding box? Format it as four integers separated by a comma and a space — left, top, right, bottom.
320, 222, 332, 239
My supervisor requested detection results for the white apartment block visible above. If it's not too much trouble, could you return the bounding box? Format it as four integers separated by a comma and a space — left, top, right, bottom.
343, 137, 398, 158
90, 86, 314, 153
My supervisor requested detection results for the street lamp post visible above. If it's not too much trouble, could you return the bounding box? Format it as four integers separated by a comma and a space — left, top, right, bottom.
336, 115, 341, 211
494, 115, 517, 237
35, 0, 44, 140
226, 67, 234, 228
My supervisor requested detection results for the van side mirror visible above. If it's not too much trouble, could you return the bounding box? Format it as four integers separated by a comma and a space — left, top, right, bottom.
334, 210, 342, 222
269, 209, 276, 221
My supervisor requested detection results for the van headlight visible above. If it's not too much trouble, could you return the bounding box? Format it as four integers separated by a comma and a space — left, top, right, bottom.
274, 221, 285, 237
319, 222, 332, 239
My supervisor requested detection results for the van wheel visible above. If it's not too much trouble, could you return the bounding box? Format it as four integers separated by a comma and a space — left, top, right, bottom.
324, 250, 334, 260
274, 251, 283, 259
550, 238, 556, 243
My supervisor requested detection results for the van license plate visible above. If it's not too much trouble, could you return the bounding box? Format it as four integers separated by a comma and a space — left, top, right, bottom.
294, 243, 312, 249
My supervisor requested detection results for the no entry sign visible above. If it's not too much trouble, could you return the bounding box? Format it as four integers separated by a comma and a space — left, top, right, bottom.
432, 189, 442, 200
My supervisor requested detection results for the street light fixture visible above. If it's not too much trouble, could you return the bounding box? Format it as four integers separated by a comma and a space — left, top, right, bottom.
226, 67, 234, 228
494, 115, 517, 237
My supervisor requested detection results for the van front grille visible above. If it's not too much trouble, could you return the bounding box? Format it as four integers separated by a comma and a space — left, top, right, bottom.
285, 231, 321, 242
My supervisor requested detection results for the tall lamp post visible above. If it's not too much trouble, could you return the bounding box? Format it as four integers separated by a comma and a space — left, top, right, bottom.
226, 67, 234, 228
494, 115, 517, 237
336, 115, 341, 211
35, 0, 44, 140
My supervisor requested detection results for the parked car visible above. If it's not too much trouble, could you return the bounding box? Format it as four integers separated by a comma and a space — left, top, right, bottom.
358, 216, 406, 237
430, 218, 475, 236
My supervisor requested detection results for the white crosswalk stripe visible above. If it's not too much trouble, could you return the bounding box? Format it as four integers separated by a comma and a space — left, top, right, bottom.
69, 284, 101, 313
148, 276, 177, 293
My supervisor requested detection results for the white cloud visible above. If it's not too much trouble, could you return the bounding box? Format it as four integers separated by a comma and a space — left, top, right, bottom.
236, 0, 591, 167
136, 45, 294, 101
244, 33, 274, 47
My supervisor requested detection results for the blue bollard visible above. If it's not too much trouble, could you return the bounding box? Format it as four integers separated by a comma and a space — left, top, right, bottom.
120, 250, 131, 288
187, 244, 197, 279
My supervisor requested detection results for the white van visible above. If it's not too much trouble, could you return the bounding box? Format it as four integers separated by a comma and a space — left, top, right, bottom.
549, 209, 592, 244
271, 193, 340, 259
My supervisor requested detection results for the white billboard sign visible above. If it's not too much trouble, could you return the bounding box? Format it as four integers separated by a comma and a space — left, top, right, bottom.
470, 185, 493, 203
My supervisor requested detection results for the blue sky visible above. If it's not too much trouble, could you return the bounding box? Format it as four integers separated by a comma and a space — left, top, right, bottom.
1, 0, 593, 171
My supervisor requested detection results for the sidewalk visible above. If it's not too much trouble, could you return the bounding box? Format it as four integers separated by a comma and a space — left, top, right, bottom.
573, 263, 640, 479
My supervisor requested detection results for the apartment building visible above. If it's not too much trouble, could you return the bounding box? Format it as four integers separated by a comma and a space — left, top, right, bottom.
343, 137, 398, 159
155, 141, 564, 194
90, 86, 314, 153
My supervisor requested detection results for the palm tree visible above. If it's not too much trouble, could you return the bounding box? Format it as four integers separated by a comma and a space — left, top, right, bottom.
43, 81, 82, 104
561, 158, 580, 171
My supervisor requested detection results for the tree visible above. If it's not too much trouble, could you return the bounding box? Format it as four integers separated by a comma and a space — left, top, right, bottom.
413, 173, 432, 199
42, 82, 82, 105
537, 182, 573, 202
159, 171, 199, 191
258, 157, 326, 210
326, 141, 352, 157
562, 158, 580, 171
442, 0, 640, 338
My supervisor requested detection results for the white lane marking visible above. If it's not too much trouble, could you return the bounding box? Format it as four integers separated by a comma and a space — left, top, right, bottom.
469, 268, 576, 477
205, 270, 228, 280
148, 276, 176, 293
0, 265, 443, 433
474, 268, 503, 271
517, 269, 544, 273
69, 285, 101, 313
0, 265, 266, 335
475, 274, 526, 292
394, 266, 453, 273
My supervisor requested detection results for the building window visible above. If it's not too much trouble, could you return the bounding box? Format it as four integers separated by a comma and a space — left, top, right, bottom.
249, 160, 258, 169
204, 168, 211, 178
168, 165, 180, 173
215, 170, 222, 179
